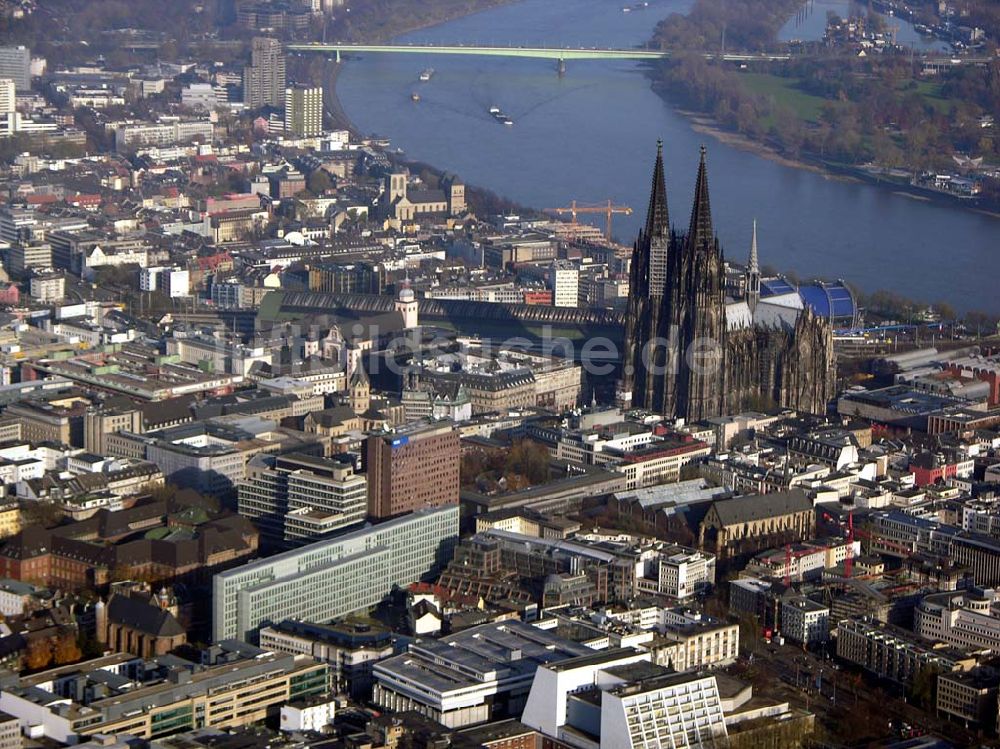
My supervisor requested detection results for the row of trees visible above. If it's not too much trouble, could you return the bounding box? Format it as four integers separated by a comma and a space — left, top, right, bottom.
652, 0, 806, 51
649, 0, 999, 181
461, 439, 551, 494
860, 288, 1000, 333
23, 631, 83, 672
657, 52, 1000, 173
0, 0, 224, 61
948, 0, 1000, 44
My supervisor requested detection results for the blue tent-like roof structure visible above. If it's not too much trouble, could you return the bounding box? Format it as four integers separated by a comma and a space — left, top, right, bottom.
761, 278, 797, 297
761, 277, 857, 326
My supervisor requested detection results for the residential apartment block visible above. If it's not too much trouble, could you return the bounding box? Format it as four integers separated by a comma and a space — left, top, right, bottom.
835, 617, 974, 683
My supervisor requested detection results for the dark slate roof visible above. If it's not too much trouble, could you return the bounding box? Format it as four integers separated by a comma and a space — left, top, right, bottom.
140, 394, 196, 428
308, 405, 357, 427
407, 189, 448, 208
710, 488, 813, 526
106, 593, 185, 638
422, 367, 535, 392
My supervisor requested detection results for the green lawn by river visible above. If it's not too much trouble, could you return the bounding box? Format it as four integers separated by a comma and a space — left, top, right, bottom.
737, 73, 960, 129
738, 72, 828, 124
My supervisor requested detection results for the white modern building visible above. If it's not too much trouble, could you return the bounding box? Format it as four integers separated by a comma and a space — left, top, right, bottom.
279, 698, 337, 732
372, 620, 594, 728
599, 672, 730, 749
521, 649, 729, 749
285, 85, 323, 138
0, 578, 43, 617
166, 333, 272, 377
655, 549, 715, 599
113, 120, 214, 151
140, 266, 190, 297
0, 78, 14, 115
181, 82, 219, 111
914, 587, 1000, 653
29, 272, 65, 302
781, 596, 830, 646
551, 260, 579, 308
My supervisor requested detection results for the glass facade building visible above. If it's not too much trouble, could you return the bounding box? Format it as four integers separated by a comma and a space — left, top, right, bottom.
213, 505, 459, 641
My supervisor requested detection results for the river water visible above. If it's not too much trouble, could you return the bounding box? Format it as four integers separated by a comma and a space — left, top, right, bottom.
336, 0, 999, 314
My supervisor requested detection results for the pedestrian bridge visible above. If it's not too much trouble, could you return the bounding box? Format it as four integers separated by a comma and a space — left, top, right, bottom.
286, 42, 791, 65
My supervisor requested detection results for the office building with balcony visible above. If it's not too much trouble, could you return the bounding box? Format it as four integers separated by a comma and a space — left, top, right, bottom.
835, 617, 974, 683
243, 37, 285, 109
239, 452, 367, 547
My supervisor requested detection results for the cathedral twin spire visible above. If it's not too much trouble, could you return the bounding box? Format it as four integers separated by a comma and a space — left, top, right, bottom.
623, 143, 833, 421
641, 143, 763, 309
642, 143, 715, 251
644, 139, 670, 240
687, 146, 714, 254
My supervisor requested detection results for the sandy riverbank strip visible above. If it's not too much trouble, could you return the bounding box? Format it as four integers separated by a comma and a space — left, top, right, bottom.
677, 109, 831, 176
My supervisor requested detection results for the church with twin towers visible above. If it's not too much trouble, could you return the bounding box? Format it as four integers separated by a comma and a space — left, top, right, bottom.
618, 143, 836, 422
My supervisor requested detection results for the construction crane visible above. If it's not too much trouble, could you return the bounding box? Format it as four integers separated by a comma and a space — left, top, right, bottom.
784, 543, 792, 587
545, 200, 633, 241
845, 512, 855, 579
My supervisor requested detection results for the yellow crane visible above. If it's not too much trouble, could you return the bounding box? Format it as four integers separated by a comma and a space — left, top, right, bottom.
545, 199, 633, 241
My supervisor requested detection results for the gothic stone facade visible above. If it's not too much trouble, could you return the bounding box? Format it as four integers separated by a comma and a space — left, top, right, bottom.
619, 144, 836, 422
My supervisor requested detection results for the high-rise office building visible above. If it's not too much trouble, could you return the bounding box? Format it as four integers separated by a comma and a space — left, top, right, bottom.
365, 421, 460, 520
238, 452, 367, 547
212, 504, 459, 642
551, 259, 580, 308
285, 85, 323, 137
243, 37, 286, 109
0, 47, 30, 91
0, 79, 15, 114
0, 78, 15, 137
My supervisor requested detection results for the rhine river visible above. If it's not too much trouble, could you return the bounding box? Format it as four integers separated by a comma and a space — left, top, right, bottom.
336, 0, 1000, 315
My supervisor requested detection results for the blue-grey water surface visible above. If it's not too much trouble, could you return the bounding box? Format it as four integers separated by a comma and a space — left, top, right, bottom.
337, 0, 999, 313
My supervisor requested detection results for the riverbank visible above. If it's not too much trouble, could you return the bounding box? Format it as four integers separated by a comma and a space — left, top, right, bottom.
322, 62, 358, 136
348, 0, 516, 43
663, 97, 1000, 217
672, 105, 823, 174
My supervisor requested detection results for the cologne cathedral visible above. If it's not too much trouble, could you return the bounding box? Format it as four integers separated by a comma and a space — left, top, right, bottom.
618, 143, 836, 422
